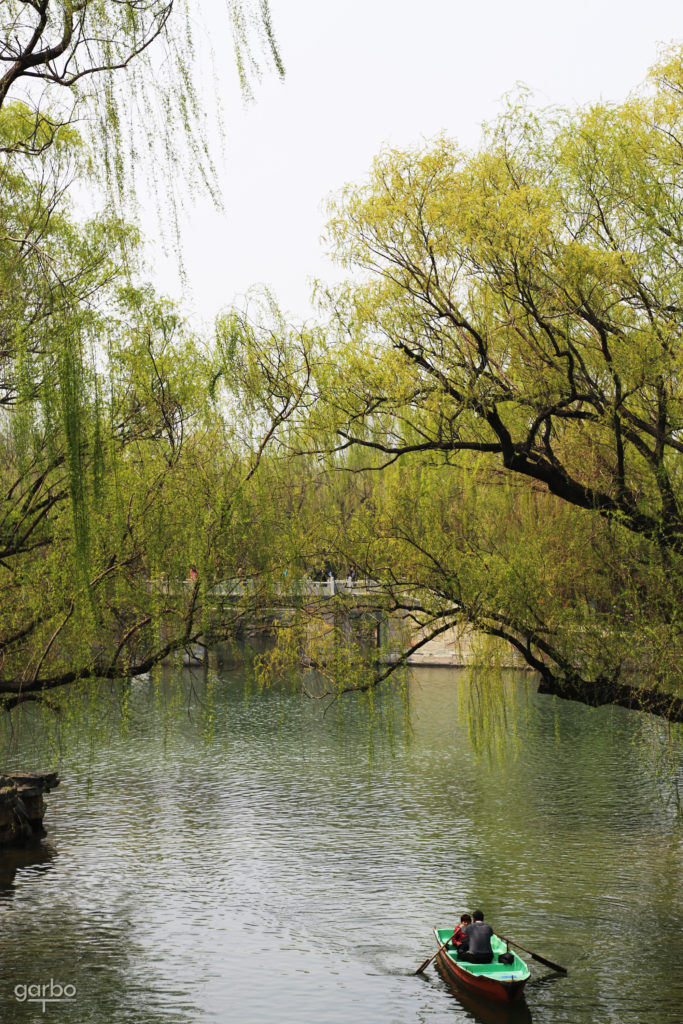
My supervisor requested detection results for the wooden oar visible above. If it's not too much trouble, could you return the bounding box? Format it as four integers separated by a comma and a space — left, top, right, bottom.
498, 935, 567, 974
415, 935, 451, 975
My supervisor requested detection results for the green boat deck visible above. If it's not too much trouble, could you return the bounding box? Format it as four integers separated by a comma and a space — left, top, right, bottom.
435, 929, 531, 981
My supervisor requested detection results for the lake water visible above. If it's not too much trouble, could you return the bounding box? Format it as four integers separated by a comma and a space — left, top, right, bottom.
0, 662, 681, 1024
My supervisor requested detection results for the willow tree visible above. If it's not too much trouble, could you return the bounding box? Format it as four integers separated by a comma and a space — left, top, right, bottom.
306, 47, 683, 723
0, 86, 313, 712
0, 2, 284, 175
0, 2, 293, 716
0, 184, 315, 712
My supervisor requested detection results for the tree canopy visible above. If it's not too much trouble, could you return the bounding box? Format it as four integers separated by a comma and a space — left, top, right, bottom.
0, 2, 291, 717
2, 6, 682, 735
295, 47, 683, 723
0, 2, 284, 192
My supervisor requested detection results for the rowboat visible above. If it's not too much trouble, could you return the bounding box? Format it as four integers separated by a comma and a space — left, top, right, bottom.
433, 927, 530, 1003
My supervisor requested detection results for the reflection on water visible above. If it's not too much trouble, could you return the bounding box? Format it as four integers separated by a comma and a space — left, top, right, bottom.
432, 960, 534, 1024
0, 840, 55, 897
0, 664, 681, 1024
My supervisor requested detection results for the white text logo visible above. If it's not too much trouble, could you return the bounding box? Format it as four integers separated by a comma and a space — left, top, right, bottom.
14, 980, 77, 1013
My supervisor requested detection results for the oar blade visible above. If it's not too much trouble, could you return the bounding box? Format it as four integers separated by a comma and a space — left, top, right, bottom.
414, 955, 433, 975
499, 935, 567, 975
529, 951, 567, 974
416, 935, 450, 975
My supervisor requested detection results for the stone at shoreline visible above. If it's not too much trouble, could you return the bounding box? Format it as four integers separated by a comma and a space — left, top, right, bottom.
0, 772, 59, 846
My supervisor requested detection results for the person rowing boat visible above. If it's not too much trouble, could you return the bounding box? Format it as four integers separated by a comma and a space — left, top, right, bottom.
458, 909, 494, 963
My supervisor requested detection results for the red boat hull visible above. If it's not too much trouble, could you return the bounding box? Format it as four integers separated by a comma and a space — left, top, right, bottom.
436, 947, 528, 1004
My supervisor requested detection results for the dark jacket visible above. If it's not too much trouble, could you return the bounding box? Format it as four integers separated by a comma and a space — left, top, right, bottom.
464, 921, 494, 955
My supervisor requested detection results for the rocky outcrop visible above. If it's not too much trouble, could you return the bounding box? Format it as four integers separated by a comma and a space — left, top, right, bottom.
0, 772, 59, 846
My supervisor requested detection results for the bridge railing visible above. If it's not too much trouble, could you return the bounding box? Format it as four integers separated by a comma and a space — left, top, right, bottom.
153, 577, 386, 599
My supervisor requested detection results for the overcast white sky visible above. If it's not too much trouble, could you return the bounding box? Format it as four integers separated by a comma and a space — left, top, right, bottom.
143, 0, 681, 327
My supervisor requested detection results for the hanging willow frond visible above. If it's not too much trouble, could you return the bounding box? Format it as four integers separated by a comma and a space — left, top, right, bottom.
0, 1, 284, 207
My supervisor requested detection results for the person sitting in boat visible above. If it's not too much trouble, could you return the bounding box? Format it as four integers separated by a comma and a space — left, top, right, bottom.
458, 909, 494, 963
448, 913, 471, 952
